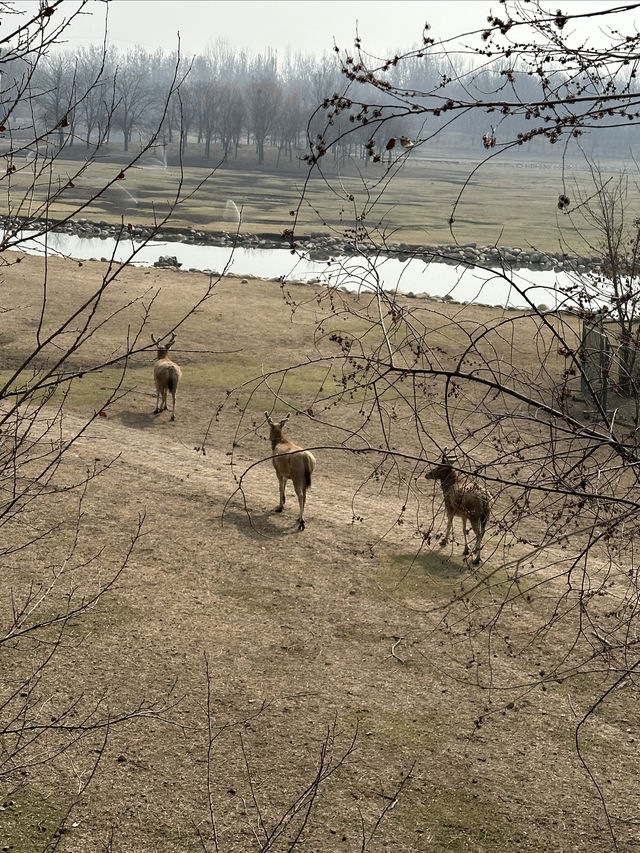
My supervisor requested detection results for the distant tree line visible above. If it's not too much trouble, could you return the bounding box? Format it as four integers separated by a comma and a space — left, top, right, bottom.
2, 33, 638, 167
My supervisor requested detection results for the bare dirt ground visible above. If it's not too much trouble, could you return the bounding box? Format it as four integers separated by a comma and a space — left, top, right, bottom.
1, 254, 639, 852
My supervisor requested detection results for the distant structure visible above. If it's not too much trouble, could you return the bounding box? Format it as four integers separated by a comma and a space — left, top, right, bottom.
223, 199, 241, 225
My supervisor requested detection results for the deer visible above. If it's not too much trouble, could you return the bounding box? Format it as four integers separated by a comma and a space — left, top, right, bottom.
264, 412, 316, 531
424, 450, 492, 565
151, 333, 182, 421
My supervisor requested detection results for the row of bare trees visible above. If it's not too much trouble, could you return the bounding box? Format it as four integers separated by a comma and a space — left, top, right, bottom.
9, 16, 640, 166
15, 42, 337, 162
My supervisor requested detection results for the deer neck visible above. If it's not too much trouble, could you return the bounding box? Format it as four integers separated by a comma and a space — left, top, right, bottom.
440, 469, 458, 490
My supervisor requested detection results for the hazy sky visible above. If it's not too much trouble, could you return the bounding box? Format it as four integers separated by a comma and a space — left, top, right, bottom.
13, 1, 638, 58
19, 1, 512, 56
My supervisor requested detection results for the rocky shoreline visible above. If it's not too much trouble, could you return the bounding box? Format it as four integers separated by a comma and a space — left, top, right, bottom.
1, 215, 603, 276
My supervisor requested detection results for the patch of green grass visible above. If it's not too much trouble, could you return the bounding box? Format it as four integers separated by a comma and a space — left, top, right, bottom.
6, 149, 635, 252
378, 551, 514, 603
378, 551, 475, 600
0, 353, 353, 417
66, 597, 140, 637
182, 357, 257, 392
55, 368, 137, 409
0, 365, 136, 411
215, 361, 355, 411
393, 786, 536, 852
351, 706, 443, 752
152, 825, 205, 852
0, 786, 67, 851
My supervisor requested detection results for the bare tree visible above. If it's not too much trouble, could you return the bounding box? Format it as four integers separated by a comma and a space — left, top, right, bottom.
112, 47, 156, 152
245, 54, 282, 164
195, 77, 221, 159
216, 79, 245, 159
75, 44, 113, 148
32, 50, 75, 148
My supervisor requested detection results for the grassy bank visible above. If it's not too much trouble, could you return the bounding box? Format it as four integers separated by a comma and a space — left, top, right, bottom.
3, 143, 633, 254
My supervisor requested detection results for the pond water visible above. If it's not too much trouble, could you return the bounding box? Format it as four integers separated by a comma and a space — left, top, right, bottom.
9, 230, 575, 310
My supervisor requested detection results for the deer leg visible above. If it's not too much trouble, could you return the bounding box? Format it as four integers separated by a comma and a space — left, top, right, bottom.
471, 519, 483, 565
294, 483, 306, 531
462, 519, 470, 556
440, 512, 453, 548
170, 389, 176, 421
276, 475, 286, 512
154, 385, 161, 414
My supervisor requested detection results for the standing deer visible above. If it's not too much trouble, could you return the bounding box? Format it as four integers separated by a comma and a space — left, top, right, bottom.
265, 412, 316, 531
424, 450, 492, 564
151, 333, 182, 421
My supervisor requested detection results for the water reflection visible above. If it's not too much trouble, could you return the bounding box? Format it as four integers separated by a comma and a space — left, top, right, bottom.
10, 230, 572, 310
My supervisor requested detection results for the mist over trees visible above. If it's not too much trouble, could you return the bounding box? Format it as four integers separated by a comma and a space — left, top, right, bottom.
6, 25, 638, 166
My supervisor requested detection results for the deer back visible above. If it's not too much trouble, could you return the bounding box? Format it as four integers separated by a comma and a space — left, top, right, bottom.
426, 459, 491, 521
265, 412, 314, 481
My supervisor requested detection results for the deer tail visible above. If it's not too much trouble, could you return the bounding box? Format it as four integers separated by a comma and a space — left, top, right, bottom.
304, 453, 313, 489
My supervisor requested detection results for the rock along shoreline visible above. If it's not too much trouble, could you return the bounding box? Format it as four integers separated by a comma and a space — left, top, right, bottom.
1, 216, 603, 278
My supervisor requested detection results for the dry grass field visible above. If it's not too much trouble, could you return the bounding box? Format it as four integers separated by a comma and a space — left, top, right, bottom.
5, 143, 631, 253
1, 251, 638, 852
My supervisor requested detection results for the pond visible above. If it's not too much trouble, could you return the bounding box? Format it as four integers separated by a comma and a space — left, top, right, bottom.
9, 230, 576, 310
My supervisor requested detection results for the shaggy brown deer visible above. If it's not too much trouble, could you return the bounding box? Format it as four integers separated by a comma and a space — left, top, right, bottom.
424, 450, 492, 564
151, 333, 182, 421
265, 412, 316, 531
